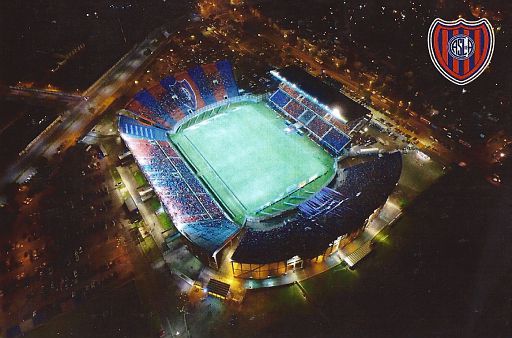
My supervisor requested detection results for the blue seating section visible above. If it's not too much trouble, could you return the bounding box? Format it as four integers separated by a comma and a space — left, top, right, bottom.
126, 61, 240, 130
298, 109, 315, 125
187, 65, 216, 105
134, 89, 176, 127
157, 77, 189, 113
215, 60, 239, 97
119, 129, 241, 254
160, 75, 196, 115
181, 219, 239, 254
268, 86, 352, 156
321, 129, 351, 154
298, 187, 345, 218
269, 89, 291, 108
119, 115, 168, 141
232, 152, 403, 263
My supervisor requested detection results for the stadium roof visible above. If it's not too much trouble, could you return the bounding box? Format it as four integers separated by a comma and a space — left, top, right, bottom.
271, 65, 370, 123
180, 219, 240, 255
231, 152, 402, 264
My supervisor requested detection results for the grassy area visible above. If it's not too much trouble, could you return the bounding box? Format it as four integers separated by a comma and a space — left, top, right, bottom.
148, 196, 161, 212
157, 212, 175, 232
145, 196, 175, 233
109, 167, 121, 183
140, 235, 163, 262
171, 101, 334, 222
132, 170, 147, 187
131, 220, 143, 229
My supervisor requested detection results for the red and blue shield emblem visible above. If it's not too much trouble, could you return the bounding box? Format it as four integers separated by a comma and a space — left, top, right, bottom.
428, 18, 495, 85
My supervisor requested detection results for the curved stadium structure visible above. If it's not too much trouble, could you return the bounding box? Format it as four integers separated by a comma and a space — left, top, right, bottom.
119, 61, 402, 280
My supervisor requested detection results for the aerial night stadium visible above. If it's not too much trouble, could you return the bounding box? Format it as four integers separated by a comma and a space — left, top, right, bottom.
0, 1, 511, 337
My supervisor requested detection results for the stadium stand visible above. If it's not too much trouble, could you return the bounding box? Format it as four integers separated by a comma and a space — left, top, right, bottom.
148, 84, 174, 114
274, 65, 371, 123
269, 89, 291, 108
181, 219, 239, 254
301, 95, 329, 117
126, 62, 241, 133
156, 140, 180, 157
133, 89, 176, 129
160, 75, 197, 116
298, 187, 345, 219
215, 60, 239, 97
298, 109, 316, 125
174, 71, 206, 109
188, 65, 217, 106
119, 115, 168, 141
119, 119, 240, 257
280, 83, 301, 100
202, 63, 228, 102
283, 100, 306, 119
321, 128, 351, 153
126, 99, 169, 129
269, 86, 352, 156
307, 117, 331, 138
232, 152, 402, 264
280, 82, 330, 119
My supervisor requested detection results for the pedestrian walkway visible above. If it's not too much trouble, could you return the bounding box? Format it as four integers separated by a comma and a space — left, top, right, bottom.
117, 166, 167, 249
342, 241, 373, 267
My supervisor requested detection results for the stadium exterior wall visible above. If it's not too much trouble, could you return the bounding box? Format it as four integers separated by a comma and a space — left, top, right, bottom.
231, 201, 387, 280
231, 227, 366, 279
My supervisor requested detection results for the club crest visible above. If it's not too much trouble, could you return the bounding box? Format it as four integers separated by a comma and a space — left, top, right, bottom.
164, 78, 198, 112
428, 18, 495, 85
175, 79, 197, 111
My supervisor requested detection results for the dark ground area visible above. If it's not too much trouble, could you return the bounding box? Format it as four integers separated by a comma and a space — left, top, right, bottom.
0, 0, 193, 91
214, 165, 512, 338
0, 99, 64, 172
252, 0, 512, 140
24, 280, 152, 338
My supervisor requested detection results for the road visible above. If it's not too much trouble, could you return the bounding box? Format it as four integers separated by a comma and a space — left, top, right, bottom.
0, 18, 185, 191
6, 87, 85, 104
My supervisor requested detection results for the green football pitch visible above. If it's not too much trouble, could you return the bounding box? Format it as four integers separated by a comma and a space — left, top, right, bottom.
170, 101, 335, 223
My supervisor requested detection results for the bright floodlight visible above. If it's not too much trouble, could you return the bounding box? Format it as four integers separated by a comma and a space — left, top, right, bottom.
331, 107, 341, 119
